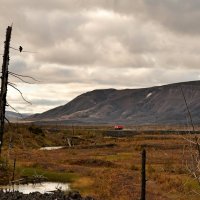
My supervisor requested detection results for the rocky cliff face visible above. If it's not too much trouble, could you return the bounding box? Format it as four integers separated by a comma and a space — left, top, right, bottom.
28, 81, 200, 125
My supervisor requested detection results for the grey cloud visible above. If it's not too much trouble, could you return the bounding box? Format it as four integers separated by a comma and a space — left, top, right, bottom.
2, 0, 200, 36
143, 0, 200, 35
9, 57, 28, 74
38, 39, 98, 66
1, 0, 200, 113
31, 99, 66, 106
0, 0, 142, 14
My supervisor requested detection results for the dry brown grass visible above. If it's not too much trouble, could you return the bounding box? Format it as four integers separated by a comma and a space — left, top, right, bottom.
1, 124, 200, 199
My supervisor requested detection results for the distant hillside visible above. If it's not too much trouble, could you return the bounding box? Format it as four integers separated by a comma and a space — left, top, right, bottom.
27, 80, 200, 125
6, 111, 31, 122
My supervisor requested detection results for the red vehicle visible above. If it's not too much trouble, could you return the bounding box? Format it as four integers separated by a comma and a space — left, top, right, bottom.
114, 125, 124, 130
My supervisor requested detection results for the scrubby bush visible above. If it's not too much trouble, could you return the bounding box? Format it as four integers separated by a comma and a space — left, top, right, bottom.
28, 126, 44, 136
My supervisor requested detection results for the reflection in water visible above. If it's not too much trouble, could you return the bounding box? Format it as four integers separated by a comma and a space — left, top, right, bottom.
3, 182, 70, 194
40, 146, 65, 150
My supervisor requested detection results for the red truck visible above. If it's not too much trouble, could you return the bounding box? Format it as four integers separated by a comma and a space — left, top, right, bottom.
114, 125, 124, 130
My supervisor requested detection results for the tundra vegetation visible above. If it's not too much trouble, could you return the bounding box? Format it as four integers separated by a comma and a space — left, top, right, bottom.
0, 124, 200, 200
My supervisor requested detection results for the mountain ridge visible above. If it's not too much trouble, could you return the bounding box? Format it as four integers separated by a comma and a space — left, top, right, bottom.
27, 80, 200, 125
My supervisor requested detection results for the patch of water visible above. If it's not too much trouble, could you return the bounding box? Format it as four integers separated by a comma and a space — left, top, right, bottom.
2, 182, 70, 194
40, 146, 65, 150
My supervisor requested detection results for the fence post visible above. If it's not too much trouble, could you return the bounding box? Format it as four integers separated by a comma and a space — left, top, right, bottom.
12, 158, 16, 181
141, 149, 146, 200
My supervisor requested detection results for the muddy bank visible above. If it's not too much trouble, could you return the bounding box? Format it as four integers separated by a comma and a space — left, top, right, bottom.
0, 190, 94, 200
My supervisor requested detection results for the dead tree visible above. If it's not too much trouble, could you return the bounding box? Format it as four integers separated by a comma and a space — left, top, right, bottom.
180, 86, 200, 188
0, 26, 12, 155
0, 26, 36, 156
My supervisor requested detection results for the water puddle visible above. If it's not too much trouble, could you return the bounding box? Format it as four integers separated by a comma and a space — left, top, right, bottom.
2, 182, 70, 194
40, 146, 65, 150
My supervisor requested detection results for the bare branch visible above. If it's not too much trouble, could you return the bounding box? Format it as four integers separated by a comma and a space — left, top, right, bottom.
8, 83, 32, 105
192, 190, 200, 196
8, 82, 17, 86
10, 46, 19, 51
180, 135, 197, 145
9, 73, 33, 84
10, 46, 38, 53
6, 101, 23, 118
180, 86, 195, 132
22, 50, 38, 53
5, 117, 11, 125
9, 71, 40, 82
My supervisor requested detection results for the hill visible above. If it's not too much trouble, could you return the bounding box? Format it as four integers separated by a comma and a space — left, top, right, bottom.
6, 111, 31, 122
27, 80, 200, 125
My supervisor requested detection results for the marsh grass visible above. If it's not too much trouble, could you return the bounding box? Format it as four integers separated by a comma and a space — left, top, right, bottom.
18, 167, 78, 183
1, 124, 200, 199
0, 158, 10, 185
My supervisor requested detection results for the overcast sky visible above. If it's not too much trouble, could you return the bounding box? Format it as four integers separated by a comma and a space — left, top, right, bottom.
1, 0, 200, 113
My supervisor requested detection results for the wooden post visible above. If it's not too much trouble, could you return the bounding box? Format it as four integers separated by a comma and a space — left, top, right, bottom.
12, 158, 16, 181
72, 124, 75, 135
0, 26, 12, 155
141, 149, 146, 200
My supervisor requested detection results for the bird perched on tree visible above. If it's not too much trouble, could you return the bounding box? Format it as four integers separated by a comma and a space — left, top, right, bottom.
19, 46, 23, 52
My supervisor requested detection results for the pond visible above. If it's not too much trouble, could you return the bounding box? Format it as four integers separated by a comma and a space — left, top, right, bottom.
40, 146, 65, 150
2, 182, 70, 194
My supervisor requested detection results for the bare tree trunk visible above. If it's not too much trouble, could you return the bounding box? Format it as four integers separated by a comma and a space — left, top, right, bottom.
141, 149, 146, 200
0, 26, 12, 155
